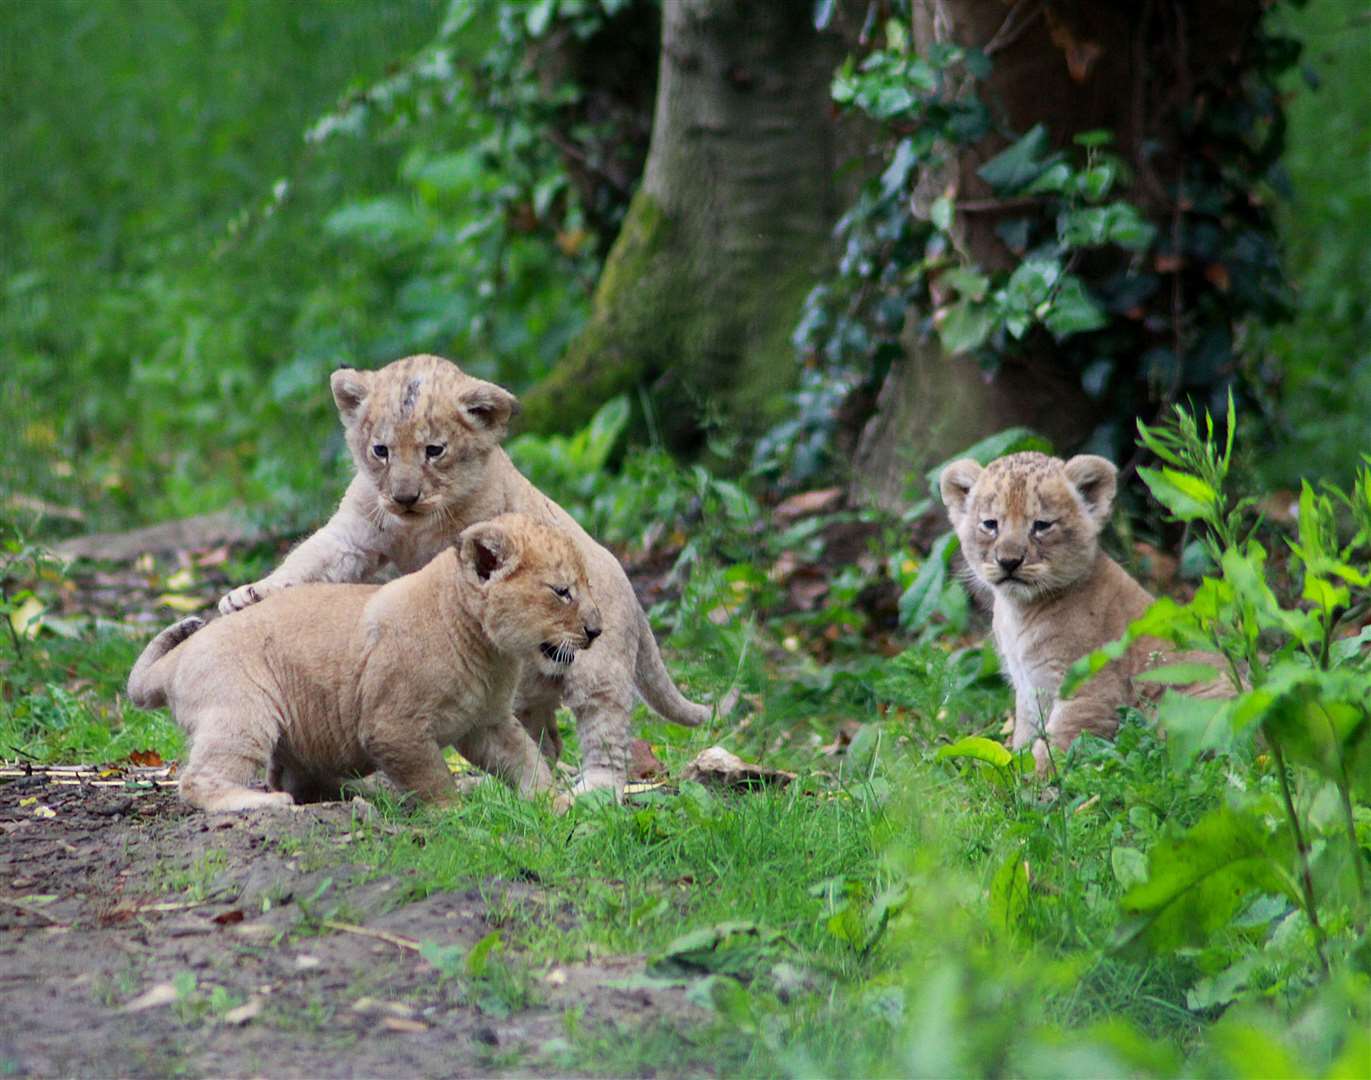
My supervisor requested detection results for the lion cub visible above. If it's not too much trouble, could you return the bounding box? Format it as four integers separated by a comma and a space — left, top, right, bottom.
940, 452, 1229, 770
127, 514, 601, 813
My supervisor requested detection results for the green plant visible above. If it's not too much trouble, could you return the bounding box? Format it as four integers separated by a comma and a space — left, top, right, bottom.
1065, 401, 1370, 984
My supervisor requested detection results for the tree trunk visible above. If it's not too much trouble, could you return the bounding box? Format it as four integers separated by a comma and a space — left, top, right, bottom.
518, 0, 847, 453
851, 0, 1262, 508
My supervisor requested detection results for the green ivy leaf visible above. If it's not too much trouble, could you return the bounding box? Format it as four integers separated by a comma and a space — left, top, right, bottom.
976, 124, 1052, 194
1042, 276, 1108, 338
930, 194, 955, 232
937, 300, 992, 354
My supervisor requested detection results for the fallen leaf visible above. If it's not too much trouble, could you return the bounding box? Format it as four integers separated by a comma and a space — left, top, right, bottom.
772, 487, 844, 524
33, 805, 56, 819
629, 739, 665, 781
680, 746, 795, 790
165, 567, 196, 592
128, 749, 164, 768
223, 997, 263, 1026
157, 593, 204, 613
212, 909, 245, 926
9, 596, 45, 640
123, 982, 179, 1013
382, 1017, 429, 1034
820, 719, 865, 757
194, 545, 231, 568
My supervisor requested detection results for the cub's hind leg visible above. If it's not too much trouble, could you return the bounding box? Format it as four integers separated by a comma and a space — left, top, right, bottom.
362, 726, 457, 805
179, 709, 293, 813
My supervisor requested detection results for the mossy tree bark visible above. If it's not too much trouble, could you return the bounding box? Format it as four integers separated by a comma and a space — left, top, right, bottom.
850, 0, 1263, 508
519, 0, 847, 454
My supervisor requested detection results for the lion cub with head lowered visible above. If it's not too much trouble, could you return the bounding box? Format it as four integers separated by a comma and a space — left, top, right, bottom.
941, 452, 1230, 771
128, 514, 601, 813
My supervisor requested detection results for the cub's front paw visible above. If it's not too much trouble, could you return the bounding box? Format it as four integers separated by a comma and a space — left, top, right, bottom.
571, 767, 625, 801
218, 580, 282, 616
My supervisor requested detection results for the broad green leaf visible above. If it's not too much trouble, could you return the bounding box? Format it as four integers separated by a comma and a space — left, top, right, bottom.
898, 531, 955, 629
1331, 625, 1371, 666
929, 194, 954, 232
1042, 275, 1107, 338
976, 124, 1051, 194
1116, 807, 1295, 952
1137, 466, 1216, 521
941, 265, 988, 300
937, 299, 992, 354
1110, 846, 1149, 890
1133, 661, 1221, 686
935, 735, 1012, 769
925, 428, 1051, 499
1158, 691, 1235, 764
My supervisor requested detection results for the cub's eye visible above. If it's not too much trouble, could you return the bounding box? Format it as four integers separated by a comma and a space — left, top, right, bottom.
371, 444, 389, 461
980, 519, 998, 533
550, 585, 572, 602
1031, 519, 1056, 535
425, 443, 445, 460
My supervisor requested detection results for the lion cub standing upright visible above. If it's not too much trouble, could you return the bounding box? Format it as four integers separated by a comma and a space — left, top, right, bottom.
128, 514, 600, 813
940, 452, 1230, 770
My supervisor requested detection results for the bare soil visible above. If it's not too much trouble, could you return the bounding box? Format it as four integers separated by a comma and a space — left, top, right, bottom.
0, 776, 700, 1078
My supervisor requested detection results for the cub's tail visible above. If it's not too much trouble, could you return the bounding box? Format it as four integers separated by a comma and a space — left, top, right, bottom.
126, 616, 206, 709
633, 608, 710, 727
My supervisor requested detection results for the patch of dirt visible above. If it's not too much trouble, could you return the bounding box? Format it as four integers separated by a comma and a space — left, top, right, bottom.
1, 778, 703, 1078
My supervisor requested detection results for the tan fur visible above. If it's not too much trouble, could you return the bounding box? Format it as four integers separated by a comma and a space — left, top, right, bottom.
132, 514, 600, 813
218, 354, 709, 796
940, 451, 1231, 771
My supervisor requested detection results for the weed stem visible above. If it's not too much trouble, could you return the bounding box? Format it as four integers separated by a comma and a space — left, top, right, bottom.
1268, 731, 1330, 975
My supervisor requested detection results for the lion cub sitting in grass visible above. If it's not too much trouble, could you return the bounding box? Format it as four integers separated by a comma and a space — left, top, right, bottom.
127, 513, 601, 813
940, 451, 1230, 771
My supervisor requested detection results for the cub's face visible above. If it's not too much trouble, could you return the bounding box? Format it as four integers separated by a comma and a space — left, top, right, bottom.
939, 452, 1118, 605
460, 516, 603, 678
330, 354, 519, 520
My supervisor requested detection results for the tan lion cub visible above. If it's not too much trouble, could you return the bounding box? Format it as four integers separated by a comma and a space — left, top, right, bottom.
128, 514, 601, 813
940, 451, 1230, 770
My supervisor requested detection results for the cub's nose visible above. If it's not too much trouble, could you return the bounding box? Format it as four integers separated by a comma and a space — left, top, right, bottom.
584, 624, 602, 644
394, 492, 420, 508
997, 554, 1024, 574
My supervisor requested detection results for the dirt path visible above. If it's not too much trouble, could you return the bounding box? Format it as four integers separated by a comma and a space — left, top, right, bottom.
1, 777, 699, 1078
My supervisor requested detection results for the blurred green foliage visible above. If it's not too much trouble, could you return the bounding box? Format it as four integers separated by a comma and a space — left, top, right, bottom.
1263, 1, 1371, 487
0, 0, 607, 532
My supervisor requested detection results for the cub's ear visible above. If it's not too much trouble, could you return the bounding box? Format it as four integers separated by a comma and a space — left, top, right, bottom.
938, 459, 983, 527
1063, 454, 1118, 526
330, 367, 372, 422
459, 381, 520, 441
460, 521, 521, 584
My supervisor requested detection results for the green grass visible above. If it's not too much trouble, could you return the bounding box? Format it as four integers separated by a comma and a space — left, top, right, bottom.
0, 631, 183, 763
